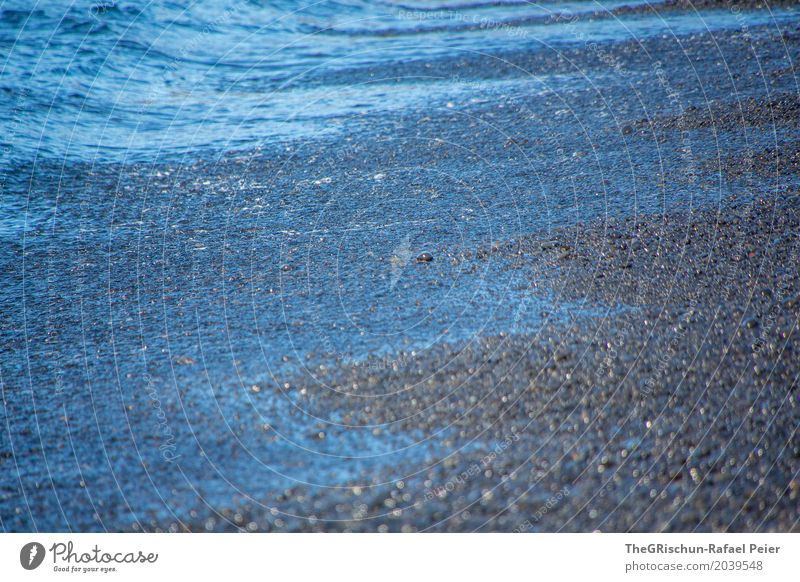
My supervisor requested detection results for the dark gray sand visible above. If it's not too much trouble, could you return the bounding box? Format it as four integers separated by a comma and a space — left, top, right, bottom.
189, 189, 800, 532
165, 14, 800, 533
3, 3, 800, 533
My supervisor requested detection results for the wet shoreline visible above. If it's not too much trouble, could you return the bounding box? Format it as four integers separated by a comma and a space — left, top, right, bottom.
179, 186, 799, 532
2, 5, 800, 532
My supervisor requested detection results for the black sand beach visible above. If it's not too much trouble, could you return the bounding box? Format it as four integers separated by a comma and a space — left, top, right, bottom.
1, 1, 799, 532
233, 189, 800, 532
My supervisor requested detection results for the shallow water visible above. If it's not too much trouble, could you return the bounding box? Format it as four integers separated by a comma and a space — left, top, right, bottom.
1, 1, 799, 530
3, 0, 796, 162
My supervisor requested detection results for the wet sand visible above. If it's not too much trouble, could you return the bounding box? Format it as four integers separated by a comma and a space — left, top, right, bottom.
188, 188, 800, 532
2, 4, 800, 532
173, 32, 800, 531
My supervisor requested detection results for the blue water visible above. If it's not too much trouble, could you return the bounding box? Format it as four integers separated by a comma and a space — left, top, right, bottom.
2, 1, 799, 531
3, 0, 795, 164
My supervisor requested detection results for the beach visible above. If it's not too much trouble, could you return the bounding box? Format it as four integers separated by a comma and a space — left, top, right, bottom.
1, 1, 799, 532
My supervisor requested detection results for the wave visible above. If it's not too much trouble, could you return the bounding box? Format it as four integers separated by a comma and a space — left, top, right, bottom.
1, 0, 793, 165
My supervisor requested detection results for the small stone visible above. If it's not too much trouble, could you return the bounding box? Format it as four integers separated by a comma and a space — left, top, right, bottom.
743, 317, 759, 329
416, 252, 433, 263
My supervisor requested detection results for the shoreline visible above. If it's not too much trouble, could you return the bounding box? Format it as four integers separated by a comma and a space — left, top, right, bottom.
3, 5, 800, 533
170, 187, 800, 532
